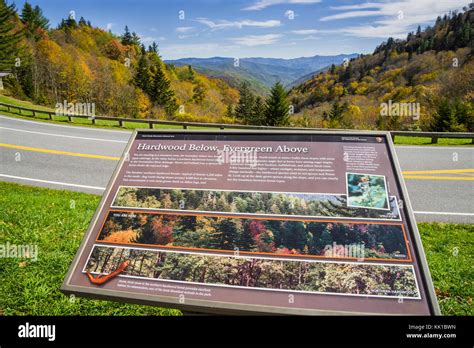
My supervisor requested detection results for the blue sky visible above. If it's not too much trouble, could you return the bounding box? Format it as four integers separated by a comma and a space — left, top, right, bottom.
24, 0, 470, 59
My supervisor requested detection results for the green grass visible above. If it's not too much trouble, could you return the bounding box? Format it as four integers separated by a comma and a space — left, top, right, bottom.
394, 135, 473, 146
0, 181, 472, 315
0, 94, 209, 131
0, 182, 180, 316
1, 94, 472, 144
418, 222, 474, 315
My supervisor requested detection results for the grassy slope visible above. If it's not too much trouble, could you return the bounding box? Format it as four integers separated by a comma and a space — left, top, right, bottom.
0, 181, 472, 315
0, 182, 180, 316
1, 94, 472, 145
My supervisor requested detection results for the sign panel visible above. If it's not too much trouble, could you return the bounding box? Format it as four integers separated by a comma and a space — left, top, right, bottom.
62, 130, 439, 315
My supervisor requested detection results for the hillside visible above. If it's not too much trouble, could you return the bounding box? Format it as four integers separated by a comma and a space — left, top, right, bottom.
166, 54, 357, 95
0, 2, 238, 123
289, 7, 474, 131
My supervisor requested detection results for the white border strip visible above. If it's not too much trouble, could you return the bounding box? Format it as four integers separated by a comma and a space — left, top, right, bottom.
0, 126, 128, 143
0, 174, 106, 190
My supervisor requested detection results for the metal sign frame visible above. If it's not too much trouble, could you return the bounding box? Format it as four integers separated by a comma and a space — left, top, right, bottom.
61, 129, 440, 315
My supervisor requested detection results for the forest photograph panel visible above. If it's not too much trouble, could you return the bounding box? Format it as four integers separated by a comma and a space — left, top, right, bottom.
346, 173, 390, 210
85, 246, 419, 298
112, 187, 400, 220
98, 211, 409, 260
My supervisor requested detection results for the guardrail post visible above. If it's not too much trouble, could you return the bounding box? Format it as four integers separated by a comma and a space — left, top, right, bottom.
32, 111, 36, 117
7, 105, 10, 112
68, 115, 72, 122
149, 122, 153, 129
431, 137, 438, 144
183, 125, 188, 129
119, 120, 123, 127
49, 112, 53, 120
91, 118, 96, 125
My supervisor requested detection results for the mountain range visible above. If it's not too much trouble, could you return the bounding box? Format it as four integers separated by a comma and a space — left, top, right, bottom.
166, 54, 358, 94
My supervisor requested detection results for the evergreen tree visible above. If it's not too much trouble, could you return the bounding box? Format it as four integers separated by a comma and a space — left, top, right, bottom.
78, 16, 87, 26
430, 99, 467, 132
322, 101, 348, 128
0, 0, 24, 71
148, 41, 158, 54
21, 2, 49, 39
134, 53, 151, 94
250, 95, 265, 125
121, 25, 133, 45
264, 81, 290, 126
192, 82, 205, 103
225, 104, 235, 119
151, 63, 178, 116
235, 81, 255, 123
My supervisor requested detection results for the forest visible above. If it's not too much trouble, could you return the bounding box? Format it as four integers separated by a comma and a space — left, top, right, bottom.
288, 7, 474, 131
0, 1, 238, 122
1, 2, 472, 129
113, 187, 400, 220
86, 246, 419, 298
98, 211, 409, 260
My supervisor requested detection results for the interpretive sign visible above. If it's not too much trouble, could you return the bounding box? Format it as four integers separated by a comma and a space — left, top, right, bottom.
62, 130, 439, 315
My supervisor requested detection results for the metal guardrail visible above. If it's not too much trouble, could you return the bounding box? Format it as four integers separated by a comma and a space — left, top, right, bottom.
1, 101, 473, 143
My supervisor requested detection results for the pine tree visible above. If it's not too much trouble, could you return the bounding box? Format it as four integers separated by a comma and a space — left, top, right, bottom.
134, 53, 151, 94
78, 16, 87, 26
151, 63, 178, 116
235, 81, 255, 123
148, 41, 158, 54
192, 82, 205, 103
264, 81, 290, 126
0, 0, 24, 71
430, 99, 467, 132
121, 25, 133, 45
250, 95, 265, 125
225, 104, 235, 119
21, 2, 49, 39
322, 101, 348, 128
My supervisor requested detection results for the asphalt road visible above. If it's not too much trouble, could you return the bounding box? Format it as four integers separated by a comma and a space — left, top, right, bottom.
1, 114, 473, 223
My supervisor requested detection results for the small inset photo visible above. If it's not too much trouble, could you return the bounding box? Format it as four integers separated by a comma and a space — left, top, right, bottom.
346, 173, 390, 210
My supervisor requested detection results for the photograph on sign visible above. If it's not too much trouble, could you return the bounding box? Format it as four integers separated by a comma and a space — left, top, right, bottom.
62, 131, 439, 315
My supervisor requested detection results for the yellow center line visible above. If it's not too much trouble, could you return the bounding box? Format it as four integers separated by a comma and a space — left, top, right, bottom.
0, 143, 120, 161
403, 175, 474, 181
1, 142, 473, 181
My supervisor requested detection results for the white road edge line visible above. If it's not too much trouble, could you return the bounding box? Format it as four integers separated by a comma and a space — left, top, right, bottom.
0, 126, 128, 143
1, 174, 473, 216
413, 211, 474, 216
0, 114, 131, 134
0, 174, 105, 190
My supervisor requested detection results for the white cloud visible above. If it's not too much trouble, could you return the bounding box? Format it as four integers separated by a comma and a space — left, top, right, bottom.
160, 43, 239, 59
176, 26, 195, 33
292, 29, 321, 35
106, 23, 114, 30
230, 34, 281, 46
243, 0, 322, 11
139, 36, 157, 44
320, 0, 469, 39
196, 18, 281, 30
